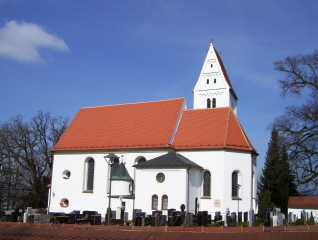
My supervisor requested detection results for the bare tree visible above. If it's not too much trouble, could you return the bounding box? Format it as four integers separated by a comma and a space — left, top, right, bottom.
273, 50, 318, 195
0, 111, 68, 209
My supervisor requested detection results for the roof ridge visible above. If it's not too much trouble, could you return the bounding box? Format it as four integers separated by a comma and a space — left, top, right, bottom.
230, 108, 256, 152
82, 98, 185, 109
224, 108, 231, 147
185, 106, 231, 112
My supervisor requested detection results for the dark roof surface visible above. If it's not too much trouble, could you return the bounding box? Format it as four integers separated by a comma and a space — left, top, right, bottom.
133, 152, 203, 169
111, 163, 133, 181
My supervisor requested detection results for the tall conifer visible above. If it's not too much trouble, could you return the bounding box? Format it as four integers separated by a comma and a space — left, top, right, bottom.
258, 128, 299, 220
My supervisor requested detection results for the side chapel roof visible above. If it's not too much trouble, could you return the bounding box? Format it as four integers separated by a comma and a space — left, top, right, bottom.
133, 152, 203, 169
52, 98, 256, 153
111, 163, 133, 181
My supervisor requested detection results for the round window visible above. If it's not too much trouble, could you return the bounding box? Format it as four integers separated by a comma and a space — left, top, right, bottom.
60, 198, 69, 208
156, 173, 165, 183
62, 170, 71, 179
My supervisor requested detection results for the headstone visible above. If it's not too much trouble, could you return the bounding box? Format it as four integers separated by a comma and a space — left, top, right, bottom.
273, 216, 278, 226
133, 209, 142, 219
116, 207, 121, 219
225, 208, 230, 227
198, 211, 208, 226
168, 209, 176, 217
244, 212, 248, 222
214, 211, 222, 221
238, 212, 242, 222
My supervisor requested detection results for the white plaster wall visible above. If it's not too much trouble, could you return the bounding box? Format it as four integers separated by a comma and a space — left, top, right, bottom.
178, 150, 254, 217
50, 149, 255, 220
193, 90, 231, 110
222, 151, 253, 215
134, 168, 188, 216
50, 152, 109, 214
177, 150, 225, 215
49, 150, 168, 218
188, 168, 202, 213
111, 181, 131, 196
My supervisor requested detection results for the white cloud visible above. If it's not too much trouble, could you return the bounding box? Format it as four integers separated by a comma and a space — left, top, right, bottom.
0, 21, 69, 62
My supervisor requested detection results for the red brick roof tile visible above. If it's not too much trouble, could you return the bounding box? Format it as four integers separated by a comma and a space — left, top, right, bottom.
52, 99, 256, 153
52, 98, 185, 151
289, 197, 318, 209
172, 107, 255, 152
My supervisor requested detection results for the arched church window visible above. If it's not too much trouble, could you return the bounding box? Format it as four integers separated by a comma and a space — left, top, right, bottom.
232, 171, 241, 198
111, 158, 119, 176
152, 195, 158, 210
137, 157, 146, 164
85, 158, 95, 191
203, 171, 211, 196
162, 195, 168, 210
207, 99, 211, 108
212, 98, 216, 108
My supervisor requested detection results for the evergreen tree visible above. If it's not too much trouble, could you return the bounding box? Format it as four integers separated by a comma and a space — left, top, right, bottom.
258, 128, 299, 220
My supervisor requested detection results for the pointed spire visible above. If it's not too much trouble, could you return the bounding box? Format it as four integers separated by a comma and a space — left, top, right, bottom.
193, 43, 238, 114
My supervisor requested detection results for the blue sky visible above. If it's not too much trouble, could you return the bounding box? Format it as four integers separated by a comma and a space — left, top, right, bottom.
0, 0, 317, 174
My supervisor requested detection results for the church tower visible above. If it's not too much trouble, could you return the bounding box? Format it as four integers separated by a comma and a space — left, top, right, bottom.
193, 42, 238, 114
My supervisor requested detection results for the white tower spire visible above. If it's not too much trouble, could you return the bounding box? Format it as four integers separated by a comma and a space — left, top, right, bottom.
193, 42, 238, 114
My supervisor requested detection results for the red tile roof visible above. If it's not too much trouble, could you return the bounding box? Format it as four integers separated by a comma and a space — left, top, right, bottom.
172, 107, 255, 151
52, 99, 256, 153
289, 197, 318, 209
52, 98, 185, 151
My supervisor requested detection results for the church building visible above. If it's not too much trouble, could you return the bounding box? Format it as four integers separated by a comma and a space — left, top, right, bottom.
48, 43, 258, 222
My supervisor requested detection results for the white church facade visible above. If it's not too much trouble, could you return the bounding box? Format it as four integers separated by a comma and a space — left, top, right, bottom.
48, 43, 258, 222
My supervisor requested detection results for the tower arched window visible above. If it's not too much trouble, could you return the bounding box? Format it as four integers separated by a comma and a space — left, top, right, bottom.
207, 79, 209, 84
162, 195, 168, 210
203, 171, 211, 196
111, 158, 119, 176
212, 98, 216, 108
207, 99, 211, 108
214, 78, 216, 83
85, 158, 95, 191
152, 195, 158, 210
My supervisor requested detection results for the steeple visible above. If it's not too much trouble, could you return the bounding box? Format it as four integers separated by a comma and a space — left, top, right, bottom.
193, 42, 238, 114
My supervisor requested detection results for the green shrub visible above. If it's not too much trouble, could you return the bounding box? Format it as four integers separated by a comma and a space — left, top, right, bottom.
253, 220, 261, 226
295, 219, 305, 226
238, 222, 248, 227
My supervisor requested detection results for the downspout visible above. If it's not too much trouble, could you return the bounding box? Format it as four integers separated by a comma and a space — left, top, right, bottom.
47, 153, 55, 214
187, 167, 191, 213
132, 178, 135, 221
249, 153, 254, 227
